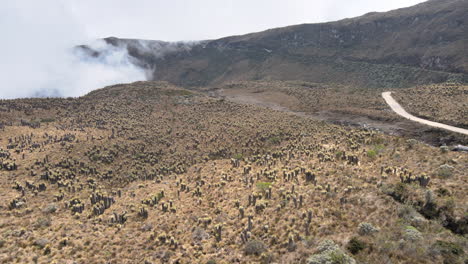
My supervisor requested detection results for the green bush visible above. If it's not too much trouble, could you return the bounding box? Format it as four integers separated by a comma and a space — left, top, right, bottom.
382, 183, 409, 203
347, 237, 367, 255
40, 118, 56, 123
256, 182, 272, 192
436, 187, 451, 196
268, 136, 281, 145
367, 149, 377, 159
335, 151, 343, 159
433, 240, 464, 256
330, 252, 348, 263
232, 153, 243, 160
367, 144, 384, 159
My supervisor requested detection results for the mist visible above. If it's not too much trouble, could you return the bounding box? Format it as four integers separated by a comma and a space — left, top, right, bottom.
1, 0, 427, 99
0, 0, 147, 99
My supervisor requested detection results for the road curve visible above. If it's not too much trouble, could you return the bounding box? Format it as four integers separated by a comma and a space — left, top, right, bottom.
382, 92, 468, 135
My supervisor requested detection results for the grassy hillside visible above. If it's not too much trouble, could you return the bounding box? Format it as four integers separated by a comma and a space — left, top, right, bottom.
393, 83, 468, 129
0, 82, 466, 263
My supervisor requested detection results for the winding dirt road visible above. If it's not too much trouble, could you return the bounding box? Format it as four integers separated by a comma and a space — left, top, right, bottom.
382, 92, 468, 136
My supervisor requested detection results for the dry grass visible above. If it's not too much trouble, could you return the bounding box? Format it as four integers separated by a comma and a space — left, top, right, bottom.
0, 81, 466, 263
393, 83, 468, 129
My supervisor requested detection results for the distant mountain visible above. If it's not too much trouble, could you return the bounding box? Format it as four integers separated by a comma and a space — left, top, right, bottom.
80, 0, 468, 88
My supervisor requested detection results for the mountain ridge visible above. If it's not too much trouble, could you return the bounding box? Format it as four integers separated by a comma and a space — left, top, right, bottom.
77, 0, 468, 88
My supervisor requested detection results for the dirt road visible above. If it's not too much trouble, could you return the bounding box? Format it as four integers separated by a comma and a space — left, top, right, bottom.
382, 92, 468, 136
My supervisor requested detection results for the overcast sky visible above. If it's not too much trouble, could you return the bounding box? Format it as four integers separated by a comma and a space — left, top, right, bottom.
1, 0, 427, 99
70, 0, 427, 41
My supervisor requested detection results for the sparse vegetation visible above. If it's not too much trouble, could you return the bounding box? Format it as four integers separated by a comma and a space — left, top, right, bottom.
0, 81, 466, 263
256, 182, 272, 192
393, 84, 468, 128
436, 164, 454, 178
244, 240, 267, 256
347, 237, 367, 255
308, 240, 356, 264
358, 222, 379, 236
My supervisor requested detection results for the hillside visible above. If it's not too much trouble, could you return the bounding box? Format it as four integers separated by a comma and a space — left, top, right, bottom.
393, 83, 468, 129
0, 82, 467, 263
1, 1, 468, 263
81, 0, 468, 88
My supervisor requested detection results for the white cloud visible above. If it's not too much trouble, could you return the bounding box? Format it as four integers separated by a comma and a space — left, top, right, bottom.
0, 0, 147, 99
69, 0, 427, 41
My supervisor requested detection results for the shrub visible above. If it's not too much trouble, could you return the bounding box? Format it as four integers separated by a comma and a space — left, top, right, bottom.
406, 139, 418, 149
436, 187, 451, 196
433, 240, 464, 256
192, 227, 210, 241
42, 203, 58, 214
367, 149, 377, 159
244, 240, 267, 255
347, 237, 367, 255
330, 252, 348, 264
268, 136, 281, 145
425, 190, 435, 206
307, 240, 356, 264
43, 244, 51, 255
40, 118, 56, 123
34, 238, 49, 249
358, 222, 379, 236
382, 183, 409, 202
367, 144, 384, 159
34, 217, 51, 228
439, 146, 450, 153
398, 205, 428, 228
261, 252, 275, 264
335, 151, 343, 159
404, 226, 423, 241
256, 182, 272, 192
430, 240, 464, 264
232, 153, 243, 160
206, 259, 217, 264
436, 164, 454, 178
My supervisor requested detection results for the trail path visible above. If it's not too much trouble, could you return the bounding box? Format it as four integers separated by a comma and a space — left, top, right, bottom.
382, 92, 468, 135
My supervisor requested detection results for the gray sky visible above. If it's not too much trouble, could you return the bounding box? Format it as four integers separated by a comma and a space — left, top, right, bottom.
70, 0, 427, 41
1, 0, 427, 99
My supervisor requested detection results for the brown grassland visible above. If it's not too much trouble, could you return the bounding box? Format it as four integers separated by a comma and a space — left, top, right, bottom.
0, 81, 466, 263
393, 83, 468, 129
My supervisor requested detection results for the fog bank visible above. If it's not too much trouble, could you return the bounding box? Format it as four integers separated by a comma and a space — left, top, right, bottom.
0, 0, 147, 99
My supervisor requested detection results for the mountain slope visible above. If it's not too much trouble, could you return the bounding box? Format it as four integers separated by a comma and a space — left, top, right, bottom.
84, 0, 468, 88
0, 81, 466, 263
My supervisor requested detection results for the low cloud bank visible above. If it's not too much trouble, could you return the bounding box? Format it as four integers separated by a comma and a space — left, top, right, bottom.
0, 0, 147, 99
